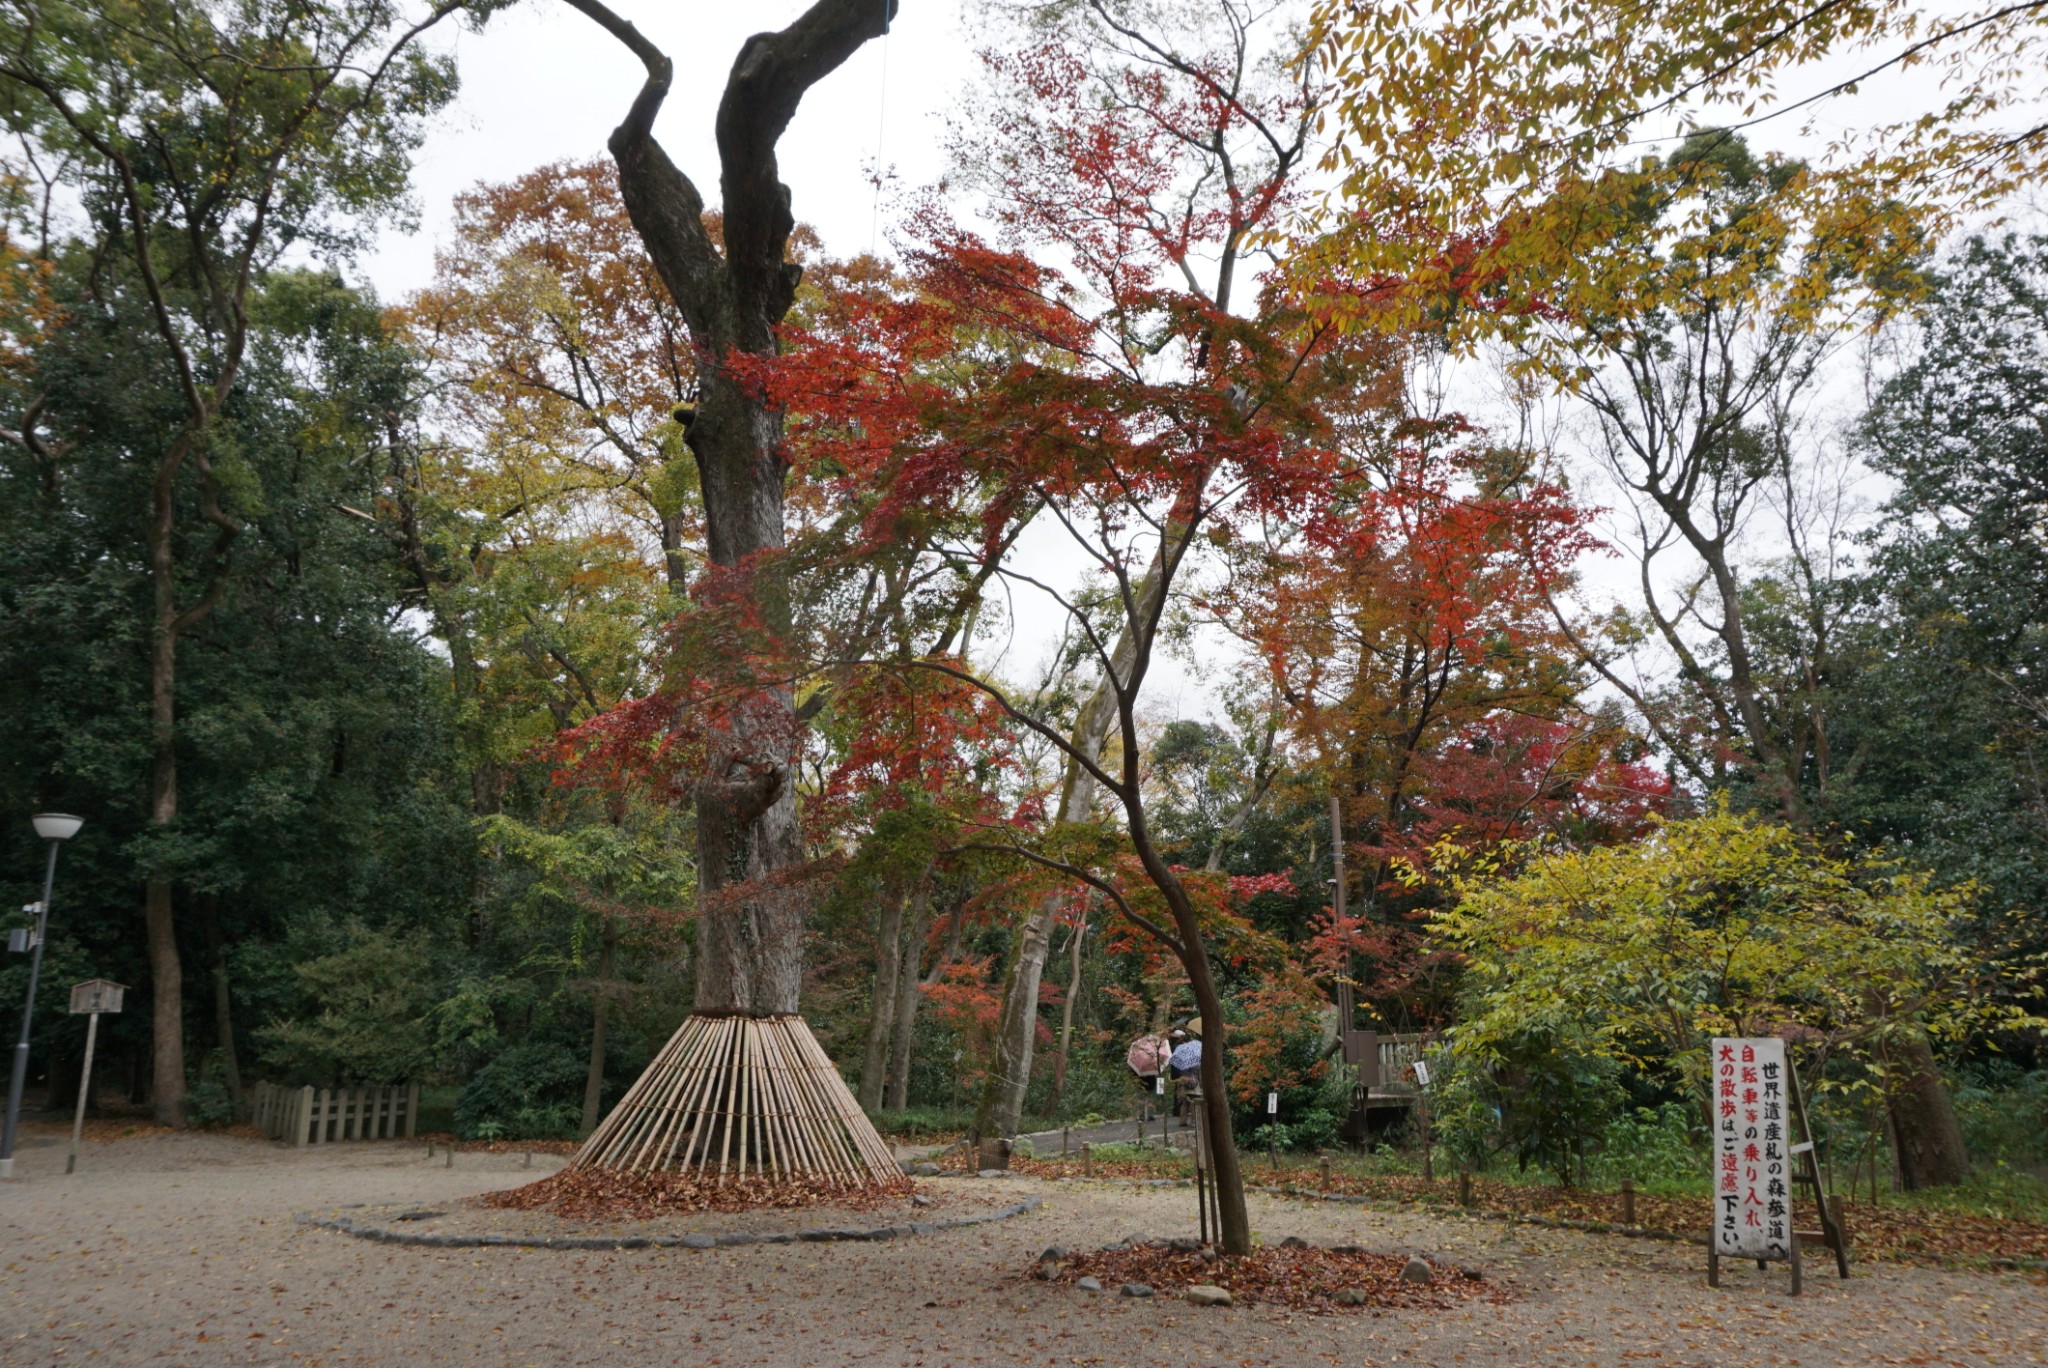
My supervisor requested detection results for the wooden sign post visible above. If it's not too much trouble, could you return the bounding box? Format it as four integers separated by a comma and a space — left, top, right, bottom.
65, 980, 125, 1176
1707, 1037, 1849, 1295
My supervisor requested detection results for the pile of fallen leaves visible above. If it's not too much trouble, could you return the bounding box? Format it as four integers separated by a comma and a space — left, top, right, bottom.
480, 1167, 913, 1221
1045, 1240, 1510, 1313
1014, 1154, 1192, 1183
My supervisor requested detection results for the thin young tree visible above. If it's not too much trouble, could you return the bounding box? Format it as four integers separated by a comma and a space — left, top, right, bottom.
753, 177, 1420, 1262
941, 0, 1330, 1147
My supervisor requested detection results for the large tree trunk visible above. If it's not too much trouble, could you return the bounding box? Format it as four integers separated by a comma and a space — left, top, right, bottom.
142, 879, 183, 1125
571, 0, 894, 1020
559, 0, 906, 1192
978, 903, 1054, 1137
884, 883, 934, 1111
1886, 1034, 1971, 1189
857, 881, 908, 1109
581, 916, 619, 1136
690, 703, 806, 1016
1183, 896, 1250, 1256
145, 585, 186, 1127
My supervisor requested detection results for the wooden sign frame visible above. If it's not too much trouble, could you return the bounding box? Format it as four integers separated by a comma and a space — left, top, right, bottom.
1707, 1040, 1849, 1296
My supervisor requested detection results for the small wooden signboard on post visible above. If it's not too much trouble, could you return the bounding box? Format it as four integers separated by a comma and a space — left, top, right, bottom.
66, 979, 126, 1176
1707, 1037, 1849, 1295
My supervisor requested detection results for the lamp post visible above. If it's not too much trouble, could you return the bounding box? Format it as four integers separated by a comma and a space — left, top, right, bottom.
0, 813, 83, 1179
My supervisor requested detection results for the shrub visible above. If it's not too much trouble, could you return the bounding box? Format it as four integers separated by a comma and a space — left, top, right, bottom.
454, 1040, 586, 1141
1954, 1066, 2048, 1165
1432, 1032, 1627, 1184
254, 920, 439, 1084
185, 1051, 239, 1129
1587, 1101, 1707, 1190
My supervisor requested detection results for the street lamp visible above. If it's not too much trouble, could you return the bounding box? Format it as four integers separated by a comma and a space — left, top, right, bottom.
0, 813, 83, 1179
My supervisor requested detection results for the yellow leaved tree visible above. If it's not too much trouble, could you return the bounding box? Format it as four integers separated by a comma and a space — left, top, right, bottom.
1300, 0, 2048, 347
1432, 806, 2042, 1184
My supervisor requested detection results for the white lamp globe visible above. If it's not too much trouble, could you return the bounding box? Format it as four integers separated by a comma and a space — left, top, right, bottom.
32, 813, 83, 842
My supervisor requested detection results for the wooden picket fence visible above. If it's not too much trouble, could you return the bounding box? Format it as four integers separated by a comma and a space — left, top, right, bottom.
250, 1081, 420, 1147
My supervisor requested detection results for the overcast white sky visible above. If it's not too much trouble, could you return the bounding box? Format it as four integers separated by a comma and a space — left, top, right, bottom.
353, 1, 2036, 729
361, 2, 976, 301
357, 1, 1230, 712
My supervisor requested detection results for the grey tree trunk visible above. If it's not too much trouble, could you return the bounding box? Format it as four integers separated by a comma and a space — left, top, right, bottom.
979, 902, 1054, 1136
857, 882, 907, 1109
1049, 918, 1087, 1119
883, 883, 934, 1111
581, 916, 619, 1136
146, 546, 186, 1126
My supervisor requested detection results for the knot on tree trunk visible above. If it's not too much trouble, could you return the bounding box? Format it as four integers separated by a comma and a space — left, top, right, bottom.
697, 758, 785, 828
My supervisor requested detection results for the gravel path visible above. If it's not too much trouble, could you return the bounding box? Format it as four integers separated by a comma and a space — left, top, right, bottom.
1, 1126, 2042, 1366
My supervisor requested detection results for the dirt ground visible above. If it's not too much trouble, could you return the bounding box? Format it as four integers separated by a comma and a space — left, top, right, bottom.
1, 1125, 2043, 1367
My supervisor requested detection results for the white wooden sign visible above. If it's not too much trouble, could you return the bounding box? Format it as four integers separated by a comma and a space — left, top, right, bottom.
1266, 1092, 1278, 1115
1712, 1037, 1792, 1261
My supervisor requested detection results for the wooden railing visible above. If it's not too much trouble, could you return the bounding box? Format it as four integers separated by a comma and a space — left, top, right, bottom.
1339, 1030, 1428, 1100
250, 1081, 419, 1146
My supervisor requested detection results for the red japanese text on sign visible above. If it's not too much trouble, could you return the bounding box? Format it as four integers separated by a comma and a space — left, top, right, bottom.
1711, 1036, 1791, 1261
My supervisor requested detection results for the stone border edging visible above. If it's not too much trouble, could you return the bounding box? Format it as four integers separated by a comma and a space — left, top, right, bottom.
294, 1194, 1042, 1251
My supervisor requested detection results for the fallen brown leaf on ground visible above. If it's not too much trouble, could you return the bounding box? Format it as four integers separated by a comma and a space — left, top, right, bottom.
481, 1167, 913, 1220
1045, 1240, 1512, 1313
1013, 1159, 2048, 1267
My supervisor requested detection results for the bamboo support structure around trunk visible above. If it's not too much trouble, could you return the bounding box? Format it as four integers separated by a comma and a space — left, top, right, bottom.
571, 1013, 902, 1188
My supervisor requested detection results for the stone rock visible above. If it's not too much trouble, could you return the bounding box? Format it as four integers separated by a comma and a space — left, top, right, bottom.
1400, 1256, 1433, 1285
910, 1194, 935, 1208
1332, 1287, 1370, 1307
1165, 1236, 1202, 1253
905, 1162, 943, 1177
1184, 1284, 1232, 1308
1329, 1243, 1366, 1255
680, 1234, 717, 1250
1279, 1235, 1309, 1249
977, 1168, 1008, 1179
1039, 1245, 1068, 1263
1076, 1276, 1103, 1293
1119, 1282, 1155, 1299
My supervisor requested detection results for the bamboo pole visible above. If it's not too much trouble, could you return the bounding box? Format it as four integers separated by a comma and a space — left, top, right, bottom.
571, 1013, 900, 1188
